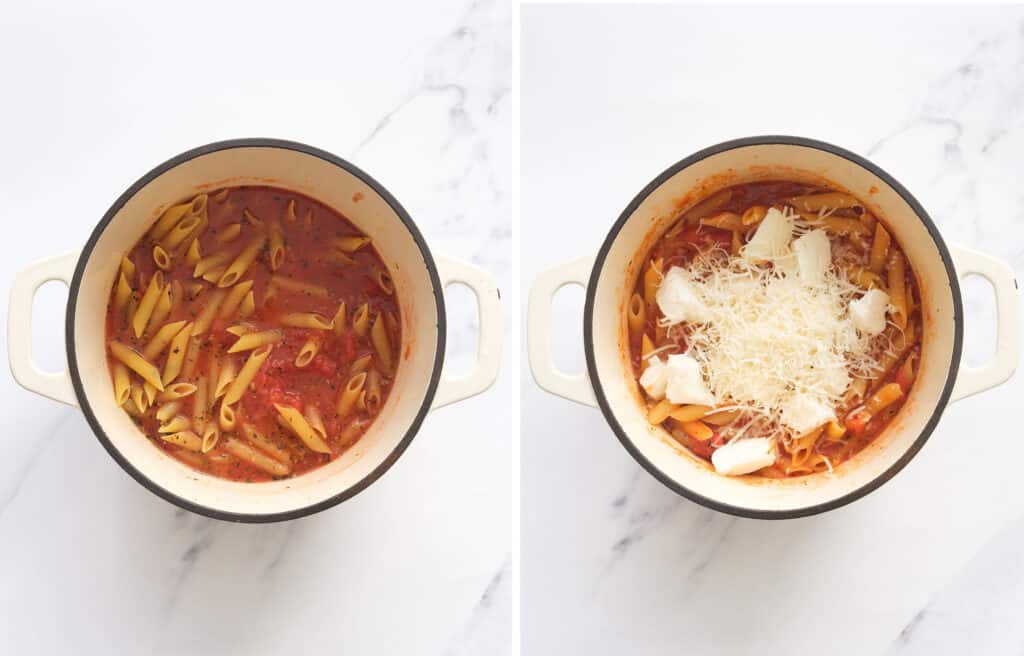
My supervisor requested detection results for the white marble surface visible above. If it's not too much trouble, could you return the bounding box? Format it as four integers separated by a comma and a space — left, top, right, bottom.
523, 5, 1024, 655
0, 1, 517, 654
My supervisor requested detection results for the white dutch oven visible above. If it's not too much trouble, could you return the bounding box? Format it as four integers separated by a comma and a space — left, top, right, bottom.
8, 139, 502, 523
529, 136, 1020, 519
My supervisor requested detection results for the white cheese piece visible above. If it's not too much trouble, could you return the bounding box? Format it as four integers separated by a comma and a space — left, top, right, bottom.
781, 395, 836, 435
656, 266, 710, 326
850, 288, 890, 335
663, 354, 717, 406
639, 356, 668, 400
742, 207, 792, 263
793, 229, 831, 285
711, 438, 776, 476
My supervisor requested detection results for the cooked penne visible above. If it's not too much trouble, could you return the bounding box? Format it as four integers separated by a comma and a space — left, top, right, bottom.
701, 408, 741, 426
110, 341, 164, 391
200, 423, 221, 453
192, 375, 208, 429
303, 207, 314, 229
334, 236, 371, 253
113, 271, 133, 314
120, 255, 137, 281
222, 437, 291, 477
352, 303, 370, 337
332, 302, 347, 335
268, 221, 285, 270
218, 280, 254, 319
887, 250, 908, 330
336, 372, 367, 418
370, 314, 393, 372
788, 191, 860, 213
185, 238, 201, 266
193, 251, 232, 278
214, 357, 237, 399
143, 381, 158, 407
741, 205, 768, 226
186, 281, 205, 299
241, 423, 292, 465
153, 245, 172, 271
295, 338, 319, 368
669, 404, 712, 422
202, 265, 227, 283
283, 198, 297, 223
130, 383, 149, 413
282, 312, 333, 330
680, 420, 714, 442
162, 430, 203, 452
218, 402, 237, 431
226, 323, 253, 336
213, 188, 230, 203
180, 335, 202, 380
146, 285, 173, 337
158, 415, 191, 434
869, 223, 891, 274
161, 321, 194, 385
826, 419, 847, 441
627, 293, 645, 337
149, 194, 206, 242
238, 290, 256, 318
700, 211, 743, 231
112, 362, 131, 405
157, 382, 197, 402
848, 266, 885, 290
814, 216, 870, 237
365, 369, 382, 414
350, 354, 372, 375
131, 271, 165, 338
191, 289, 227, 335
642, 259, 661, 310
162, 214, 202, 251
215, 222, 242, 244
228, 329, 283, 353
274, 403, 331, 454
338, 417, 371, 448
375, 269, 394, 295
222, 344, 272, 405
218, 234, 266, 288
304, 406, 327, 442
155, 400, 182, 423
269, 274, 330, 298
866, 382, 903, 415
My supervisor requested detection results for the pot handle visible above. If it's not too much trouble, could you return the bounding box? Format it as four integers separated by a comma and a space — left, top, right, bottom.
431, 255, 503, 409
527, 256, 597, 406
8, 251, 79, 407
949, 244, 1020, 402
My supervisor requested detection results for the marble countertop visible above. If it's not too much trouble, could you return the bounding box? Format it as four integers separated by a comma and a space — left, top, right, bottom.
0, 1, 516, 654
522, 5, 1024, 655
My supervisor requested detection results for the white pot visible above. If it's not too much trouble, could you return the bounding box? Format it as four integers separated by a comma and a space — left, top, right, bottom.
8, 139, 503, 523
528, 136, 1020, 519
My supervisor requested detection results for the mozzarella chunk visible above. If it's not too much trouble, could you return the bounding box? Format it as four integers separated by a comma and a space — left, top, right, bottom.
781, 395, 835, 435
793, 229, 831, 285
850, 288, 890, 335
742, 207, 792, 262
663, 354, 717, 406
711, 438, 776, 476
639, 356, 668, 400
656, 266, 710, 325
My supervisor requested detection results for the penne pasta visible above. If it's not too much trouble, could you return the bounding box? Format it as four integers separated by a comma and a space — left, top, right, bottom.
213, 188, 230, 203
352, 303, 370, 337
200, 423, 220, 453
303, 208, 314, 229
143, 382, 158, 407
161, 321, 194, 385
222, 437, 291, 477
370, 313, 393, 372
113, 271, 133, 314
192, 375, 208, 430
242, 207, 264, 228
700, 211, 743, 231
157, 382, 197, 402
149, 194, 206, 242
146, 284, 173, 337
336, 372, 367, 418
642, 259, 661, 310
110, 341, 165, 391
228, 329, 283, 353
158, 415, 191, 434
268, 221, 285, 270
130, 383, 149, 414
162, 214, 202, 251
120, 255, 137, 282
241, 423, 292, 465
226, 323, 253, 336
869, 223, 891, 275
701, 408, 741, 426
365, 369, 382, 414
332, 302, 347, 335
153, 245, 172, 271
627, 293, 645, 337
282, 312, 333, 330
887, 250, 908, 330
274, 403, 331, 454
219, 402, 237, 431
155, 400, 181, 423
218, 279, 254, 319
218, 234, 267, 287
350, 354, 372, 375
185, 238, 201, 266
334, 236, 371, 253
375, 269, 394, 295
295, 338, 319, 368
338, 417, 371, 448
304, 406, 327, 442
180, 334, 203, 380
741, 205, 768, 226
223, 344, 272, 405
214, 357, 237, 399
131, 271, 165, 338
238, 290, 256, 318
788, 191, 861, 213
162, 430, 203, 452
191, 289, 227, 335
283, 198, 297, 223
269, 274, 330, 299
215, 222, 242, 244
112, 362, 131, 405
193, 251, 232, 278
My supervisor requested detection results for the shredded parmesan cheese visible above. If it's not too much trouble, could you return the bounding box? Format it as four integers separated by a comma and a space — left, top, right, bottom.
657, 221, 880, 437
